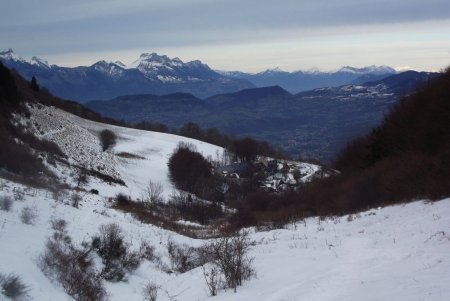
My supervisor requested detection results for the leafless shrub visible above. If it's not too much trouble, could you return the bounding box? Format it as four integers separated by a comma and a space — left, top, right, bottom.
115, 193, 132, 206
142, 281, 159, 301
51, 187, 65, 202
143, 181, 164, 210
51, 218, 67, 232
205, 230, 255, 293
75, 169, 88, 189
139, 241, 156, 261
92, 223, 141, 281
0, 180, 7, 189
167, 190, 224, 225
166, 239, 207, 273
39, 237, 107, 301
0, 273, 29, 300
99, 129, 117, 152
0, 196, 13, 211
50, 218, 71, 244
20, 206, 37, 225
14, 189, 25, 202
71, 193, 82, 208
39, 220, 106, 301
167, 239, 195, 273
202, 265, 221, 296
0, 129, 54, 181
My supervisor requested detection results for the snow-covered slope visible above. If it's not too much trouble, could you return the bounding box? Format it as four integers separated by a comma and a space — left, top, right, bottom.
25, 103, 223, 200
1, 105, 449, 301
1, 178, 449, 300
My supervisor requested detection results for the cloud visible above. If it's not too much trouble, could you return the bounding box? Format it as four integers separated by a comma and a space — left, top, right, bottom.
1, 0, 449, 70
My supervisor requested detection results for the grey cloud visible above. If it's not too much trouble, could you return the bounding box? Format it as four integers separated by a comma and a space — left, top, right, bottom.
1, 0, 449, 58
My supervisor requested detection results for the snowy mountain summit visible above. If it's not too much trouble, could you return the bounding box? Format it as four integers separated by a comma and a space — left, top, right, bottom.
0, 49, 253, 100
92, 60, 125, 77
0, 48, 50, 69
338, 65, 396, 75
129, 52, 215, 81
129, 52, 184, 70
0, 48, 28, 64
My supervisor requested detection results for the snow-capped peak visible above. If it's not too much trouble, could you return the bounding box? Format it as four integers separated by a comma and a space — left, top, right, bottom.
173, 57, 183, 64
394, 66, 413, 72
129, 52, 175, 69
114, 61, 126, 68
30, 56, 50, 69
128, 52, 212, 78
186, 59, 210, 70
259, 67, 285, 75
338, 65, 396, 75
304, 66, 322, 74
92, 60, 125, 77
1, 49, 52, 68
0, 48, 27, 64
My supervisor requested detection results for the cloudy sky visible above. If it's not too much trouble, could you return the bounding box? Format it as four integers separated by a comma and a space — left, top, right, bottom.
1, 0, 450, 72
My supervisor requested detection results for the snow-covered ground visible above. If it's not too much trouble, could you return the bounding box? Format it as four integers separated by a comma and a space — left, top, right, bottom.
25, 104, 223, 200
1, 105, 449, 300
1, 179, 449, 301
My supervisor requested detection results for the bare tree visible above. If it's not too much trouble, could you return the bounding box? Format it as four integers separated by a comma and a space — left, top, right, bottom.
143, 181, 164, 210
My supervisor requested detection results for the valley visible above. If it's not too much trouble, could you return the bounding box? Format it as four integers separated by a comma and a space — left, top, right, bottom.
1, 101, 449, 300
0, 15, 449, 299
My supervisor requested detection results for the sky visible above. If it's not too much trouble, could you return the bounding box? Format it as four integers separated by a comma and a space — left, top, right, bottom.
1, 0, 450, 72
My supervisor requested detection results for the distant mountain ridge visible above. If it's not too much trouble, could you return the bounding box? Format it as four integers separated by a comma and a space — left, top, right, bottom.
2, 48, 410, 102
0, 49, 253, 102
86, 70, 437, 162
219, 65, 398, 94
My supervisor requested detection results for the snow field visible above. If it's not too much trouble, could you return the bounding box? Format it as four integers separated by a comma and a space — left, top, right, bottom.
26, 104, 223, 200
1, 179, 449, 300
1, 105, 449, 300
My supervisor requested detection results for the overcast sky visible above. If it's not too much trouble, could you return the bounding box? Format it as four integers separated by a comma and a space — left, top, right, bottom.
1, 0, 450, 72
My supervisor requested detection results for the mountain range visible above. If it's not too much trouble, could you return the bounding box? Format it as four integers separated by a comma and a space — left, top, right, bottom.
2, 48, 400, 102
1, 44, 449, 301
86, 70, 437, 162
218, 65, 397, 93
0, 49, 253, 101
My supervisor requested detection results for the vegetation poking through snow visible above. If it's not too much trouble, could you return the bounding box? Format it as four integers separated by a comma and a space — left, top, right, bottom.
92, 223, 141, 281
203, 230, 255, 293
0, 272, 29, 300
20, 206, 37, 225
99, 129, 117, 152
142, 181, 164, 210
39, 220, 107, 301
142, 281, 159, 301
0, 195, 13, 211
